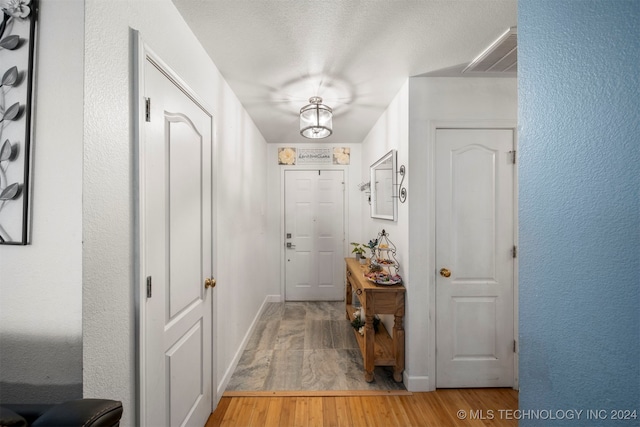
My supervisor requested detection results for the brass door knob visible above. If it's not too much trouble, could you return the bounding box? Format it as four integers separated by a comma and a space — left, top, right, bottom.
204, 277, 216, 289
439, 268, 451, 278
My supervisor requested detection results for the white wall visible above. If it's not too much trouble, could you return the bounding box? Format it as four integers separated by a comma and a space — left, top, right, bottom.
83, 1, 268, 425
360, 82, 410, 264
0, 0, 84, 403
358, 81, 410, 380
215, 91, 268, 396
266, 144, 363, 298
407, 77, 517, 390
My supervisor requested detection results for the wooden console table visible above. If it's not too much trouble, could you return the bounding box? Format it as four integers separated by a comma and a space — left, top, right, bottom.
345, 258, 405, 383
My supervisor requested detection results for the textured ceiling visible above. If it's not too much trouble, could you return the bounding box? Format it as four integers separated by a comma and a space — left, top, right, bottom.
172, 0, 517, 144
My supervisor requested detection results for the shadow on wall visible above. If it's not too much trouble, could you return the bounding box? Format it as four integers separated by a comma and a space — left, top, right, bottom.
0, 335, 82, 404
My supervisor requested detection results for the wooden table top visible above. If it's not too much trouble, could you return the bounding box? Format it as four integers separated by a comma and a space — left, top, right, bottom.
345, 258, 406, 292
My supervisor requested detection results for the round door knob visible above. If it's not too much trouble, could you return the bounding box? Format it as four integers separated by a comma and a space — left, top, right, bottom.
440, 268, 451, 278
204, 277, 216, 289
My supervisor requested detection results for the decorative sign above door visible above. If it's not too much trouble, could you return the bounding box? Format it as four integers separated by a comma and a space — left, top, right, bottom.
297, 148, 332, 164
278, 147, 350, 165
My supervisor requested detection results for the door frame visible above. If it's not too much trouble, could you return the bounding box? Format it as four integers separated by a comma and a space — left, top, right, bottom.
133, 32, 218, 426
426, 120, 518, 390
280, 167, 349, 301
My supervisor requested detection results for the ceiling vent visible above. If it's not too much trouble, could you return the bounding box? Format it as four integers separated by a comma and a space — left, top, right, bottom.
463, 27, 517, 74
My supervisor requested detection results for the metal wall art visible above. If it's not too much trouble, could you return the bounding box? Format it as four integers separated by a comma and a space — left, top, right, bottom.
397, 164, 407, 203
0, 0, 36, 244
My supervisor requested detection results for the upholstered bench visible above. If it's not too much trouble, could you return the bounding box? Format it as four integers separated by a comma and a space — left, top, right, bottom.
0, 398, 122, 427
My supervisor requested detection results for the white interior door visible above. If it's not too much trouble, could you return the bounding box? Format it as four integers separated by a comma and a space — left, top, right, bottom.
141, 55, 214, 426
435, 128, 515, 388
285, 170, 345, 301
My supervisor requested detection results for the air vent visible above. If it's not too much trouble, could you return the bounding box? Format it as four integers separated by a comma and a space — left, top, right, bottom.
463, 27, 517, 74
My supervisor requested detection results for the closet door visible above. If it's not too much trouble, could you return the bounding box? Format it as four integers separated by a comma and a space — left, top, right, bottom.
435, 128, 515, 388
140, 54, 214, 426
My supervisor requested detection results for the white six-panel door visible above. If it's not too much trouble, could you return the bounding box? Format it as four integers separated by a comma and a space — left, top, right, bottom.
435, 128, 515, 388
284, 170, 345, 301
141, 55, 213, 426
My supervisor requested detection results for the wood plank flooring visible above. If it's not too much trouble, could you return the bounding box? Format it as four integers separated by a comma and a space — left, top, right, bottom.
206, 388, 518, 427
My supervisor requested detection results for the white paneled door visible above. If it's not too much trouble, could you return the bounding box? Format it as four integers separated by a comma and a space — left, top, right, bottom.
140, 53, 214, 426
435, 128, 515, 388
285, 170, 345, 301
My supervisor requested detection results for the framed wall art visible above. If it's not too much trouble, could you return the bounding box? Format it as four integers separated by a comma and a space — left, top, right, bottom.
0, 0, 37, 244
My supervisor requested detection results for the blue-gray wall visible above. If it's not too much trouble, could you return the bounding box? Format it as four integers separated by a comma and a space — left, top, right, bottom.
519, 1, 639, 425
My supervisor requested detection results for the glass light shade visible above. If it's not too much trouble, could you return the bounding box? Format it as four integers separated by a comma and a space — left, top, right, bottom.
300, 97, 332, 139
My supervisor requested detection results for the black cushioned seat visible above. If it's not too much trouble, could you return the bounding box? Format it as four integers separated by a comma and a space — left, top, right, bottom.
1, 399, 122, 427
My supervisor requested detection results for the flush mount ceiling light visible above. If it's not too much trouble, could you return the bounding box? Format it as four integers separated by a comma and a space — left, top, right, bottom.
300, 96, 332, 139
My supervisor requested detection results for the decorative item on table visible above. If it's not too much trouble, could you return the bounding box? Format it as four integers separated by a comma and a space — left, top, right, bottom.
374, 256, 398, 276
364, 270, 402, 285
350, 242, 368, 264
350, 307, 380, 335
363, 238, 378, 263
367, 238, 378, 254
350, 242, 365, 259
368, 262, 383, 273
364, 229, 403, 285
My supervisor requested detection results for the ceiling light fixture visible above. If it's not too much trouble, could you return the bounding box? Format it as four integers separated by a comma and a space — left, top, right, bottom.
300, 96, 332, 139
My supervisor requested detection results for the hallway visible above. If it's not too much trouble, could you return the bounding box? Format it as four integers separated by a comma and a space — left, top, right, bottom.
226, 302, 406, 392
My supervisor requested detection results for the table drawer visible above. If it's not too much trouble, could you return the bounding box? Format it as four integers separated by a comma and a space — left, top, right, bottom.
347, 267, 363, 293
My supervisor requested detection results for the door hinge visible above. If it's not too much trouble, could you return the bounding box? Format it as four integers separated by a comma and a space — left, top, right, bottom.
512, 245, 517, 258
509, 150, 516, 164
145, 97, 151, 122
146, 276, 152, 298
513, 339, 517, 353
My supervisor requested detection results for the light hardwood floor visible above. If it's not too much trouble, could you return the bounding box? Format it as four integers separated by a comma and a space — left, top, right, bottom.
206, 388, 519, 427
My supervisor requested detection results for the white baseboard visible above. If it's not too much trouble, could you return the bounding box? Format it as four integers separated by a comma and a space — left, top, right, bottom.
216, 294, 281, 396
265, 294, 282, 303
404, 373, 433, 392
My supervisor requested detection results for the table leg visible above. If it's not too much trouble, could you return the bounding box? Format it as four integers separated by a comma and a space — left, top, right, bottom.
345, 272, 352, 320
364, 312, 375, 382
393, 313, 405, 382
